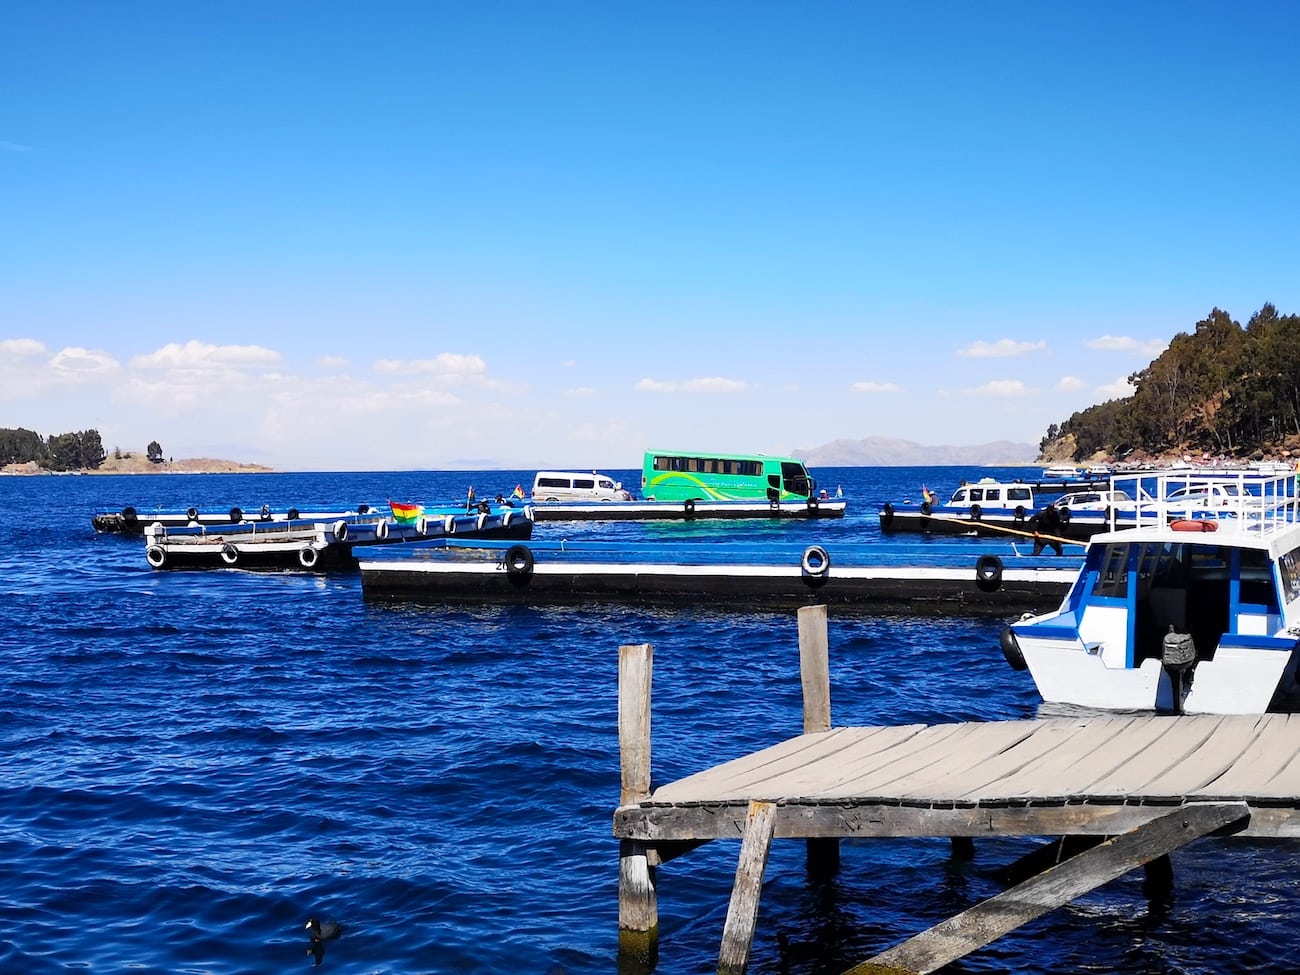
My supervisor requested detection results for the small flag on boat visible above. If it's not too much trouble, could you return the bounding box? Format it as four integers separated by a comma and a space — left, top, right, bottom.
512, 484, 526, 500
922, 484, 937, 505
389, 500, 423, 525
467, 485, 475, 504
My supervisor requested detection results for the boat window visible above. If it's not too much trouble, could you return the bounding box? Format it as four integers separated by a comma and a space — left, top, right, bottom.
1239, 549, 1279, 611
1091, 544, 1130, 597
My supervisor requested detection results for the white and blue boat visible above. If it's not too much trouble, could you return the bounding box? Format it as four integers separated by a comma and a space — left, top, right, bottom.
1000, 470, 1300, 713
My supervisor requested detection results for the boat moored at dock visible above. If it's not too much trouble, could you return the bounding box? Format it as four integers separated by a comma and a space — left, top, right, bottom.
94, 501, 382, 534
142, 504, 533, 571
1001, 470, 1300, 713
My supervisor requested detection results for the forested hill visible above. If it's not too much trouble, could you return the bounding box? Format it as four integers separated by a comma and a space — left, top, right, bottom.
1040, 304, 1300, 462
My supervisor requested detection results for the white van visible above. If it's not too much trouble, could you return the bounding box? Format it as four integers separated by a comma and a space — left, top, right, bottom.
531, 471, 628, 502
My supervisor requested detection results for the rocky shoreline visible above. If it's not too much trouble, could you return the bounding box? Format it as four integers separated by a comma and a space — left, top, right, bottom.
1, 457, 274, 476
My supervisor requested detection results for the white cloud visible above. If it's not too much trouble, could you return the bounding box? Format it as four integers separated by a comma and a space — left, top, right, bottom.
956, 339, 1046, 358
963, 379, 1032, 397
131, 340, 281, 370
317, 355, 348, 369
50, 347, 118, 377
635, 376, 749, 393
0, 338, 47, 359
1095, 375, 1136, 399
1085, 335, 1167, 356
372, 353, 487, 379
851, 381, 902, 394
1055, 376, 1087, 392
564, 386, 597, 397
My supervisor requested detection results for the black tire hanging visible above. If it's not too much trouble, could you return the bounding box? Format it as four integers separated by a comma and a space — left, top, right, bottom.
504, 544, 534, 584
1000, 626, 1027, 670
975, 554, 1004, 592
801, 545, 830, 576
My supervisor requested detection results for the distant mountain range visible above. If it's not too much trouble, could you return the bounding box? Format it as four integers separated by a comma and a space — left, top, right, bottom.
795, 436, 1038, 467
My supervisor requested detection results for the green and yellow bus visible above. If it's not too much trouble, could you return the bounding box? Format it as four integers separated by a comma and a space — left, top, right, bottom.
641, 449, 817, 502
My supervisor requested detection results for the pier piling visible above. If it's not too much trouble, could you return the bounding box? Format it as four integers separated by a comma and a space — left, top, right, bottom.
618, 643, 657, 970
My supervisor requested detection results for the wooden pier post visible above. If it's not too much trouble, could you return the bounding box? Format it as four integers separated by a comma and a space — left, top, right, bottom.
717, 800, 777, 975
618, 643, 658, 972
798, 606, 839, 877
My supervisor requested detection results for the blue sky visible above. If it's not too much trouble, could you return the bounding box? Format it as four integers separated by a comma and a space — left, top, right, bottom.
2, 2, 1296, 471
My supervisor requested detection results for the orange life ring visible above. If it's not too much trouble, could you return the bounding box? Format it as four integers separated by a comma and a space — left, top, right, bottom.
1171, 518, 1217, 532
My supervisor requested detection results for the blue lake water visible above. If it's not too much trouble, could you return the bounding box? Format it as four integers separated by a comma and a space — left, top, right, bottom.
0, 465, 1295, 973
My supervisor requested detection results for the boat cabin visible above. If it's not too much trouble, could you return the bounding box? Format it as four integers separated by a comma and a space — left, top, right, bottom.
1003, 470, 1300, 714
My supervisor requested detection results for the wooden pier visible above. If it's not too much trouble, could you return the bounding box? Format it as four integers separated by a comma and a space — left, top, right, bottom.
613, 606, 1300, 974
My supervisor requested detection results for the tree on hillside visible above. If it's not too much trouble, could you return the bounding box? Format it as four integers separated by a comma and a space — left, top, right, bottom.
0, 427, 49, 465
46, 429, 106, 471
147, 441, 164, 464
1039, 304, 1298, 461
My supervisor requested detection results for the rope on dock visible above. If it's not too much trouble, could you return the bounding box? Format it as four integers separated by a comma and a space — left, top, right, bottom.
921, 512, 1076, 548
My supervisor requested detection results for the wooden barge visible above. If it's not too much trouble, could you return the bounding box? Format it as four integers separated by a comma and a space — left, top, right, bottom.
529, 497, 847, 521
143, 508, 533, 571
358, 542, 1076, 615
614, 607, 1300, 974
94, 502, 384, 534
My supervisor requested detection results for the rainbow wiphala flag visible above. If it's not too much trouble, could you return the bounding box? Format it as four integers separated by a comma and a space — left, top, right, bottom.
389, 500, 424, 525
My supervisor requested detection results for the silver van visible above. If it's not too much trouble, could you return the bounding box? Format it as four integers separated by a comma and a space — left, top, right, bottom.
531, 471, 627, 502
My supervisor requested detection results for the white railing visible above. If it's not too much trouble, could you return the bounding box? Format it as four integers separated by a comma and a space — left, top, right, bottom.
1110, 470, 1298, 534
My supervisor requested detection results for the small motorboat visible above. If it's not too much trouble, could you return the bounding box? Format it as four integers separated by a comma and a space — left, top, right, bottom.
1000, 470, 1300, 714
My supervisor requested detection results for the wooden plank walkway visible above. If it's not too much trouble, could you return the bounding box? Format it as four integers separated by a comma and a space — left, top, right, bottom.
616, 713, 1300, 842
612, 607, 1300, 975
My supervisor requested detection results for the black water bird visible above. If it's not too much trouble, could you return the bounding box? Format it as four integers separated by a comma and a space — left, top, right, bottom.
305, 917, 343, 942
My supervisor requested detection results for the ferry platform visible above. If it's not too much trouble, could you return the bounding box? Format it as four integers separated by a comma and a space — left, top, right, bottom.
359, 540, 1078, 615
529, 497, 847, 521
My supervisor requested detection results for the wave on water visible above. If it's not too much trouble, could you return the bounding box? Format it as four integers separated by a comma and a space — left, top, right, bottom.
0, 466, 1293, 972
